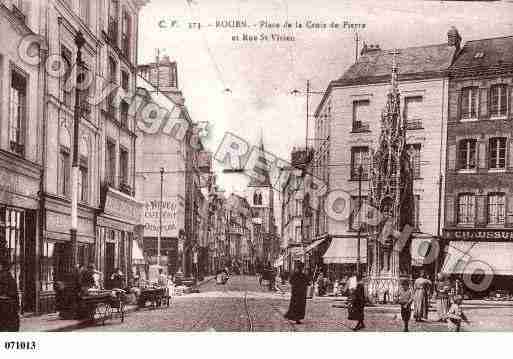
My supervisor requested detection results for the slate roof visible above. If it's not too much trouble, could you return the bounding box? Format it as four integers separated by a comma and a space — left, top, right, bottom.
335, 43, 457, 87
449, 36, 513, 76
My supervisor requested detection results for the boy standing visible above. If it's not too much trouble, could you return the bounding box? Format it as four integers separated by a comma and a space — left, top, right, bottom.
397, 279, 413, 332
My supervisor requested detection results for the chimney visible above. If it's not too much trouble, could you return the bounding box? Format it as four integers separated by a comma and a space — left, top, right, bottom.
447, 26, 462, 50
360, 43, 381, 56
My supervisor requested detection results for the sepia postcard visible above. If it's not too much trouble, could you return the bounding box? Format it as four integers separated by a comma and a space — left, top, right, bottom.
1, 1, 513, 354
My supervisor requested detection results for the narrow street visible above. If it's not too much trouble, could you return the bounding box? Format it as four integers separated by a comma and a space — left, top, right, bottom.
71, 275, 513, 332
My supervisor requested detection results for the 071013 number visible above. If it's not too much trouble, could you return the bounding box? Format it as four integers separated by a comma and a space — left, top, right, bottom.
4, 341, 37, 350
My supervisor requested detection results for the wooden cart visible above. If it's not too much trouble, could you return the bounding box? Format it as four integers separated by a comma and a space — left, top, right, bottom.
78, 290, 125, 325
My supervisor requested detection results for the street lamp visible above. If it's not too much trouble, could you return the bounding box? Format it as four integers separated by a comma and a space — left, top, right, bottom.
357, 165, 363, 276
158, 167, 164, 267
70, 31, 85, 269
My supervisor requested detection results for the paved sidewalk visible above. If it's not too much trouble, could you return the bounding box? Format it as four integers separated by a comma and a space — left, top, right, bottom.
20, 275, 216, 332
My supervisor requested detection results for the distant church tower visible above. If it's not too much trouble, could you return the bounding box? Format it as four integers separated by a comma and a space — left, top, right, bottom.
137, 55, 184, 105
246, 135, 276, 267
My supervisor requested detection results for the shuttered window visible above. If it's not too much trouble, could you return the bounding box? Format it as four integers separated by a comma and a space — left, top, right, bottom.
458, 139, 477, 170
457, 194, 475, 225
490, 85, 508, 117
489, 137, 506, 169
461, 87, 478, 120
488, 193, 505, 225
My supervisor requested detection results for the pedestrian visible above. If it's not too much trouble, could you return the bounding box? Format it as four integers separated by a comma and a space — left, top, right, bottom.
446, 295, 469, 332
0, 257, 20, 332
348, 273, 365, 331
284, 261, 309, 324
412, 270, 431, 322
435, 273, 451, 322
397, 279, 413, 332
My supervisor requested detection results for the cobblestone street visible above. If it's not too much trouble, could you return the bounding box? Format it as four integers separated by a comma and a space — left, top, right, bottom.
69, 276, 513, 332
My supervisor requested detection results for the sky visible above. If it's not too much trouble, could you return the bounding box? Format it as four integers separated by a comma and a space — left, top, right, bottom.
137, 0, 513, 195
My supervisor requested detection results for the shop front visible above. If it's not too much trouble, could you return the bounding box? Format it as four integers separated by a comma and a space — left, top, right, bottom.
442, 228, 513, 297
0, 156, 41, 314
323, 236, 367, 280
97, 187, 143, 289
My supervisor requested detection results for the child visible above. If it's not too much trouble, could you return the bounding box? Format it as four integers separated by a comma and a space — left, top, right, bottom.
397, 279, 413, 332
446, 295, 469, 332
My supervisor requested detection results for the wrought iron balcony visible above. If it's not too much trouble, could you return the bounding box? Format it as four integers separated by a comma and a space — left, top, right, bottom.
406, 119, 423, 130
352, 121, 370, 132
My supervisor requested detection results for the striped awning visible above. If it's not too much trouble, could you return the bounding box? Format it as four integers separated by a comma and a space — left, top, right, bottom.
442, 241, 513, 276
323, 237, 367, 264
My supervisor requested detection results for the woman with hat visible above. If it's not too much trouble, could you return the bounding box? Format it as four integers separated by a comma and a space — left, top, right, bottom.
0, 257, 20, 331
412, 270, 432, 322
284, 261, 309, 324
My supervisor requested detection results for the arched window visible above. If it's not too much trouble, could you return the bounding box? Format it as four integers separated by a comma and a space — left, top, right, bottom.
79, 137, 89, 203
58, 124, 71, 197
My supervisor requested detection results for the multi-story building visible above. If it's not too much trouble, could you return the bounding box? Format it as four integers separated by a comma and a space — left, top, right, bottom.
136, 57, 207, 278
311, 29, 459, 278
443, 34, 513, 294
226, 193, 251, 270
13, 0, 144, 312
0, 0, 44, 314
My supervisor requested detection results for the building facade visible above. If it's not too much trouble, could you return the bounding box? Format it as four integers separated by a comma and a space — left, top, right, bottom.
443, 34, 513, 294
310, 30, 459, 279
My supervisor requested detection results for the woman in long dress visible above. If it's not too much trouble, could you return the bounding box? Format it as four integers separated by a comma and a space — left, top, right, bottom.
413, 271, 431, 322
348, 274, 365, 331
284, 262, 309, 324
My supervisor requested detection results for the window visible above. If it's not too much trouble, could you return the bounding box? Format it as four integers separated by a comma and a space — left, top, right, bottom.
413, 195, 420, 230
488, 193, 505, 225
121, 10, 131, 58
458, 139, 477, 170
107, 57, 117, 113
77, 66, 91, 119
108, 0, 119, 45
490, 85, 508, 117
457, 194, 475, 225
121, 70, 129, 91
120, 100, 129, 128
489, 137, 506, 170
350, 196, 368, 230
106, 140, 116, 186
10, 70, 27, 156
351, 147, 369, 179
352, 100, 370, 132
78, 139, 89, 203
119, 147, 129, 189
295, 199, 302, 217
460, 87, 478, 120
295, 226, 301, 243
406, 143, 421, 178
61, 46, 72, 107
58, 147, 70, 197
404, 96, 423, 129
40, 241, 55, 292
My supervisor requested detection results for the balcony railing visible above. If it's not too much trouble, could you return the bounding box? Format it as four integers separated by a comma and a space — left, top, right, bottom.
352, 121, 370, 132
406, 119, 423, 130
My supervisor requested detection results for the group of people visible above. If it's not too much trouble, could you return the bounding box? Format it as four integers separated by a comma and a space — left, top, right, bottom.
283, 264, 470, 332
398, 271, 469, 332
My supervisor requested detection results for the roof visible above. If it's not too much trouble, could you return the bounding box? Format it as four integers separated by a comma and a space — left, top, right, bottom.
337, 43, 456, 86
449, 36, 513, 76
314, 43, 457, 116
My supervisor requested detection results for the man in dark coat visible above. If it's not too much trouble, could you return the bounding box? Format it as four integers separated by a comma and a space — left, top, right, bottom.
349, 273, 365, 331
284, 262, 309, 324
0, 258, 20, 332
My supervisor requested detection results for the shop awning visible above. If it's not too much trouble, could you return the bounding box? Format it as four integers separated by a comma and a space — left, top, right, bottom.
132, 241, 145, 264
304, 238, 327, 253
411, 234, 437, 267
289, 246, 304, 260
273, 255, 284, 267
441, 241, 513, 276
323, 237, 367, 264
